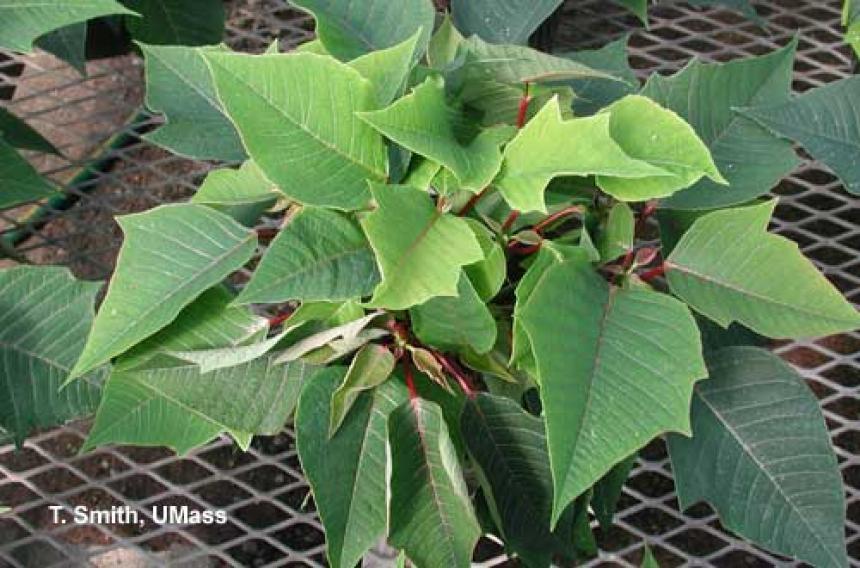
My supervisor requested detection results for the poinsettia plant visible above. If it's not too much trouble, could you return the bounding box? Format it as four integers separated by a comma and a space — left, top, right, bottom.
2, 1, 859, 567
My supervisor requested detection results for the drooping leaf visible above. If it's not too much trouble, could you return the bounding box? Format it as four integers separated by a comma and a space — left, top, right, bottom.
427, 15, 463, 70
348, 32, 421, 106
359, 77, 514, 192
0, 107, 59, 154
328, 344, 396, 437
297, 367, 407, 568
0, 0, 133, 52
739, 75, 860, 195
0, 138, 57, 209
411, 273, 497, 354
288, 0, 434, 62
597, 202, 634, 263
643, 41, 800, 209
665, 200, 860, 338
388, 398, 481, 568
190, 160, 280, 226
35, 22, 87, 75
120, 0, 224, 46
70, 204, 257, 379
597, 95, 726, 201
451, 0, 563, 45
140, 43, 245, 162
667, 347, 848, 568
275, 312, 383, 364
592, 453, 636, 531
519, 255, 707, 524
0, 267, 104, 445
558, 34, 639, 116
236, 208, 380, 305
205, 51, 387, 210
362, 184, 484, 310
494, 97, 667, 213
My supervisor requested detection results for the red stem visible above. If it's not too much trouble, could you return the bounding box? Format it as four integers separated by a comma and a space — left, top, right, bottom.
635, 200, 658, 236
640, 264, 666, 283
501, 210, 520, 232
457, 188, 487, 216
516, 83, 533, 129
268, 309, 294, 328
403, 358, 418, 401
433, 353, 476, 398
507, 242, 543, 255
534, 205, 583, 235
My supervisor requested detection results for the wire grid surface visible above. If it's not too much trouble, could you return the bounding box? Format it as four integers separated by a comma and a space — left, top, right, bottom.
0, 1, 857, 566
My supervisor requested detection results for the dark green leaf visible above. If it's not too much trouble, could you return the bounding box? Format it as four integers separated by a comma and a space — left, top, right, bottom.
0, 138, 57, 209
121, 0, 224, 46
451, 0, 563, 45
558, 34, 639, 115
592, 453, 636, 531
0, 107, 59, 154
35, 22, 87, 75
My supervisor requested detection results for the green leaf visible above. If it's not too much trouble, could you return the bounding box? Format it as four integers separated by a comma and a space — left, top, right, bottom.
519, 255, 706, 525
70, 204, 257, 379
411, 273, 497, 354
463, 219, 506, 302
328, 344, 396, 437
845, 0, 860, 56
36, 22, 87, 75
205, 51, 387, 210
739, 75, 860, 195
592, 453, 636, 531
140, 44, 245, 162
641, 545, 660, 568
597, 202, 634, 263
612, 0, 648, 25
0, 0, 132, 52
427, 15, 463, 70
643, 41, 800, 209
236, 208, 380, 305
297, 368, 407, 568
0, 138, 57, 209
348, 32, 421, 106
190, 160, 280, 226
0, 107, 59, 154
388, 398, 481, 568
558, 35, 639, 116
121, 0, 224, 46
461, 393, 584, 568
460, 79, 575, 128
0, 266, 104, 446
275, 312, 383, 364
288, 0, 434, 62
359, 76, 514, 192
451, 0, 562, 45
597, 95, 726, 201
666, 200, 860, 338
495, 97, 667, 213
362, 184, 484, 310
668, 347, 848, 568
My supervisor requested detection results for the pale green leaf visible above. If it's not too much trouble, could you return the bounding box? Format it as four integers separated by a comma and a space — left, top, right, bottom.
597, 95, 726, 201
362, 184, 484, 310
668, 347, 848, 568
739, 75, 860, 195
666, 200, 860, 338
140, 43, 245, 162
463, 219, 506, 302
348, 31, 421, 106
846, 0, 860, 56
288, 0, 434, 61
328, 344, 396, 437
403, 158, 443, 191
237, 208, 379, 305
427, 15, 463, 70
643, 41, 800, 209
389, 398, 481, 568
121, 0, 224, 46
275, 312, 382, 364
451, 0, 562, 45
190, 160, 280, 226
70, 204, 257, 379
641, 545, 660, 568
359, 76, 514, 192
597, 202, 634, 263
519, 255, 706, 525
0, 266, 104, 445
36, 22, 87, 75
494, 97, 667, 213
0, 107, 59, 154
0, 138, 57, 208
205, 51, 387, 210
0, 0, 133, 52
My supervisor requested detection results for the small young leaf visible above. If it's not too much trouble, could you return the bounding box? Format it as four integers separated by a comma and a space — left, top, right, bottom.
0, 138, 57, 208
70, 204, 257, 379
427, 15, 464, 70
597, 202, 634, 263
297, 368, 408, 568
191, 160, 280, 226
666, 200, 860, 338
328, 344, 396, 437
236, 208, 380, 305
362, 184, 484, 310
348, 31, 421, 106
463, 219, 506, 302
121, 0, 224, 46
451, 0, 563, 45
388, 398, 481, 568
668, 347, 848, 568
641, 545, 660, 568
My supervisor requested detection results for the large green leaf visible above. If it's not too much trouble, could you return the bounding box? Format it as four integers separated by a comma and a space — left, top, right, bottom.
0, 107, 59, 154
359, 77, 514, 192
328, 344, 396, 437
558, 35, 639, 116
70, 204, 257, 379
739, 76, 860, 195
35, 22, 87, 75
297, 368, 407, 568
643, 41, 800, 209
666, 200, 860, 338
596, 95, 726, 201
121, 0, 224, 46
451, 0, 563, 45
388, 398, 481, 568
668, 347, 848, 568
236, 208, 379, 305
206, 51, 387, 210
288, 0, 434, 61
0, 267, 104, 446
0, 138, 57, 208
519, 255, 706, 524
411, 273, 497, 354
0, 0, 132, 52
362, 184, 484, 310
140, 44, 245, 162
190, 161, 280, 226
494, 97, 667, 213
